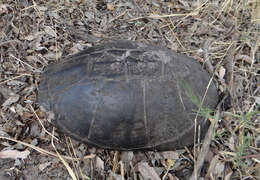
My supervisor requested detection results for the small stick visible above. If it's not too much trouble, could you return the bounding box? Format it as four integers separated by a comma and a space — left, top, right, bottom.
203, 40, 214, 75
189, 96, 227, 180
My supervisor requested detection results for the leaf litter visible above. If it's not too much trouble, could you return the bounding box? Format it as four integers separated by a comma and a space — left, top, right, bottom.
0, 0, 259, 179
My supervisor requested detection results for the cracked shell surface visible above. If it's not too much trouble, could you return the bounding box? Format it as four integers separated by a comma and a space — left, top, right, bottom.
38, 40, 218, 151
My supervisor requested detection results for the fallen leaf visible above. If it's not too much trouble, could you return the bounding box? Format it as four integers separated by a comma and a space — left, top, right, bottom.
224, 172, 232, 180
2, 94, 20, 107
161, 151, 179, 160
109, 171, 123, 180
218, 66, 226, 80
39, 161, 52, 171
255, 135, 260, 148
0, 125, 9, 137
253, 164, 260, 180
165, 159, 175, 169
179, 0, 190, 7
120, 151, 134, 163
0, 149, 30, 159
44, 26, 56, 37
137, 162, 160, 180
107, 3, 114, 11
206, 155, 225, 179
9, 106, 16, 113
250, 0, 260, 24
0, 4, 8, 15
254, 96, 260, 105
24, 35, 35, 41
228, 136, 235, 151
96, 156, 104, 170
166, 2, 174, 7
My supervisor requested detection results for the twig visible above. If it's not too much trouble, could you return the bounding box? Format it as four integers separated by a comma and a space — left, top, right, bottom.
192, 74, 216, 180
109, 10, 128, 23
0, 136, 95, 160
65, 137, 79, 180
0, 74, 32, 85
9, 54, 41, 73
235, 54, 253, 64
0, 40, 22, 47
29, 104, 59, 142
51, 128, 78, 180
203, 40, 214, 75
120, 161, 125, 180
223, 32, 238, 99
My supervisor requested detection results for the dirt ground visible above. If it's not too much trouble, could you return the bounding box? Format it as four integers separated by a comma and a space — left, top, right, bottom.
0, 0, 259, 180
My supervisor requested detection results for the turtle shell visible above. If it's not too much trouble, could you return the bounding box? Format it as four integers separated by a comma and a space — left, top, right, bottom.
38, 40, 218, 151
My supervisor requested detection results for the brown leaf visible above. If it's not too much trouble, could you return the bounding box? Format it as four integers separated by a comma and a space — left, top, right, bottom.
165, 159, 175, 169
107, 3, 114, 11
161, 151, 179, 160
137, 162, 160, 180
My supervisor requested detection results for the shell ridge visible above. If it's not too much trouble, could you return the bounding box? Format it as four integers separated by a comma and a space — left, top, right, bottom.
38, 40, 218, 150
142, 79, 149, 146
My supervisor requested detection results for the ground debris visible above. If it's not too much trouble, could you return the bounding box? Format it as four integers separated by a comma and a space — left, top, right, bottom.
0, 0, 259, 179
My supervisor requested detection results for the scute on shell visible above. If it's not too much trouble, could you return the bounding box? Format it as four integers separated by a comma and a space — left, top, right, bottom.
38, 40, 218, 151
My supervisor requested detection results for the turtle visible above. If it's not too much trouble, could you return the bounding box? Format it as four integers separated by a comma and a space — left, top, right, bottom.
37, 40, 218, 151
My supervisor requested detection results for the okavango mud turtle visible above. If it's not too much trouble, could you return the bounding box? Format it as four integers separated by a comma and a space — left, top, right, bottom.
38, 40, 218, 151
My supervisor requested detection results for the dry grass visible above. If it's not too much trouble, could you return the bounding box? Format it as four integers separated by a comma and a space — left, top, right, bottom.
0, 0, 259, 179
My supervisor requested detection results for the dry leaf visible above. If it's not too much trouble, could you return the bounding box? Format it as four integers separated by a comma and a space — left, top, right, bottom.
120, 151, 134, 163
44, 26, 56, 37
161, 151, 179, 160
166, 2, 174, 7
0, 149, 30, 159
166, 159, 175, 169
39, 161, 52, 171
9, 106, 16, 113
224, 170, 233, 180
254, 164, 260, 180
2, 94, 20, 107
0, 4, 8, 15
107, 3, 114, 11
228, 136, 235, 151
24, 35, 35, 41
206, 155, 225, 179
137, 162, 160, 180
214, 161, 225, 179
109, 171, 123, 180
250, 0, 260, 24
255, 135, 260, 148
218, 66, 226, 80
96, 156, 104, 170
0, 125, 9, 137
179, 0, 189, 7
254, 96, 260, 105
